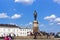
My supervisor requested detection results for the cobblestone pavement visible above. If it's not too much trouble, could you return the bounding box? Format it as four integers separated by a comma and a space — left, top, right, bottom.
0, 38, 60, 40
0, 39, 51, 40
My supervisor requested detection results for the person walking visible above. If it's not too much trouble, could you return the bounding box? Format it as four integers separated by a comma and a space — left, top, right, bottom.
4, 36, 9, 40
8, 36, 12, 40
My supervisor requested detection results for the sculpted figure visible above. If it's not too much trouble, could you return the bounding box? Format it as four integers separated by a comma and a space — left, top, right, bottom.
34, 10, 37, 20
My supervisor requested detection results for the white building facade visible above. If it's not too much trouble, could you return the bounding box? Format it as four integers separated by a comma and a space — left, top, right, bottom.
0, 24, 33, 37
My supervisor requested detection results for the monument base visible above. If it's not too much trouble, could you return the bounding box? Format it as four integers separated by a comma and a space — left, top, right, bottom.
33, 20, 39, 33
33, 27, 38, 33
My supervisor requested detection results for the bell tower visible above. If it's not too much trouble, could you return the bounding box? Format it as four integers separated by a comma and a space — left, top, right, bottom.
33, 10, 39, 33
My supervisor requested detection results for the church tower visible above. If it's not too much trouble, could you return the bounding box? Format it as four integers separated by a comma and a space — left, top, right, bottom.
33, 10, 39, 33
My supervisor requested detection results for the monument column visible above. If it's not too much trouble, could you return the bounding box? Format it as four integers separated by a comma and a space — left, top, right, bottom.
33, 10, 39, 33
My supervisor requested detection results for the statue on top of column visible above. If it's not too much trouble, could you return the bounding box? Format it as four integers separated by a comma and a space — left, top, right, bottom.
34, 10, 37, 20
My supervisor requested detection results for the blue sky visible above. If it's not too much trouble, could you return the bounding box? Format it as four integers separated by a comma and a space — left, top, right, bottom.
0, 0, 60, 33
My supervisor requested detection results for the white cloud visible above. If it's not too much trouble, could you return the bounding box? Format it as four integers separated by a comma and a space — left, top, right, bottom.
53, 0, 60, 4
15, 0, 35, 4
44, 14, 56, 22
0, 13, 9, 18
57, 23, 60, 25
9, 23, 18, 26
44, 14, 60, 25
55, 18, 60, 25
11, 14, 21, 19
25, 22, 33, 26
55, 18, 60, 22
44, 14, 56, 20
49, 23, 54, 25
0, 13, 21, 19
29, 22, 32, 25
21, 22, 33, 28
9, 23, 16, 25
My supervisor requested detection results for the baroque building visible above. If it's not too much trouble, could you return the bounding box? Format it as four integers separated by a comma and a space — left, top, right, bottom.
0, 24, 33, 37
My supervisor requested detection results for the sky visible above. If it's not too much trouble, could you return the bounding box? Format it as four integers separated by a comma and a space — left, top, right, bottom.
0, 0, 60, 33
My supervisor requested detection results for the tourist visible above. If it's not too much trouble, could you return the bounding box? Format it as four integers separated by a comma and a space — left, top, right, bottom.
4, 36, 9, 40
8, 36, 12, 40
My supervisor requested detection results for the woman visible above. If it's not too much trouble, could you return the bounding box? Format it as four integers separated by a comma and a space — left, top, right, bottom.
4, 36, 9, 40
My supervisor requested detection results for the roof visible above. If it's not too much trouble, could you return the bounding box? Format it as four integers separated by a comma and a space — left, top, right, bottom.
0, 24, 19, 28
0, 24, 32, 29
20, 27, 32, 29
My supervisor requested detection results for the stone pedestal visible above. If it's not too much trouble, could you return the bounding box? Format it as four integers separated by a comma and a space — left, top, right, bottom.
33, 20, 38, 33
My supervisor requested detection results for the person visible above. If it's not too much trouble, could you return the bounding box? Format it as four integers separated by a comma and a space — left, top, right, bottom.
8, 36, 12, 40
4, 36, 9, 40
9, 34, 13, 39
34, 32, 37, 39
